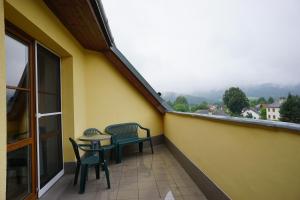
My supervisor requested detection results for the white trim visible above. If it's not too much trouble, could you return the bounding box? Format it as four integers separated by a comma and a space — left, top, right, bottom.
38, 170, 64, 198
35, 41, 64, 197
37, 112, 62, 118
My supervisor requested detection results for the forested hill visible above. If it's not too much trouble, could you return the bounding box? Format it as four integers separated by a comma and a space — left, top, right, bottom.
162, 83, 300, 104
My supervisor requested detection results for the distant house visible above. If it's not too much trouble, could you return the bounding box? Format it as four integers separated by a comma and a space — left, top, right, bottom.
208, 105, 217, 112
266, 102, 281, 121
241, 108, 260, 119
255, 103, 267, 110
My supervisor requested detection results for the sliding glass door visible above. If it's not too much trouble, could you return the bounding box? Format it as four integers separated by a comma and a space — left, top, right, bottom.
5, 23, 64, 199
36, 44, 63, 197
5, 29, 36, 200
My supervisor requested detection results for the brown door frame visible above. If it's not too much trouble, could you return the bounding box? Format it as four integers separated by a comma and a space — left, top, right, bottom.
5, 21, 37, 200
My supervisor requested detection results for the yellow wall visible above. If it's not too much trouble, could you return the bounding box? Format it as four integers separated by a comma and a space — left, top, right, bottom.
61, 57, 75, 162
85, 51, 163, 136
0, 0, 6, 198
164, 112, 300, 200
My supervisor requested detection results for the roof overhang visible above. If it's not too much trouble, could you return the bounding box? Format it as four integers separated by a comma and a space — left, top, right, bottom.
44, 0, 114, 51
43, 0, 171, 114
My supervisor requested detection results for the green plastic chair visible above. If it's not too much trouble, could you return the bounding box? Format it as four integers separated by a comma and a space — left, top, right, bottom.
83, 128, 102, 137
69, 138, 110, 194
83, 128, 115, 163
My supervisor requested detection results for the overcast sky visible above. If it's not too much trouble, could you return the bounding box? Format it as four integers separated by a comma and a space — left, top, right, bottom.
102, 0, 300, 94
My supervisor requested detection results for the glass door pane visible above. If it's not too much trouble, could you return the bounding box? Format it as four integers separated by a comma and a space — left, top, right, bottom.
38, 115, 63, 188
36, 44, 63, 196
37, 44, 61, 114
6, 89, 30, 144
5, 33, 33, 200
5, 35, 29, 88
6, 146, 32, 200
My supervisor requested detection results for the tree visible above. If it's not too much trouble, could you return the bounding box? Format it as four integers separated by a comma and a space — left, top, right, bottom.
260, 108, 267, 120
191, 101, 208, 112
280, 94, 300, 123
223, 87, 249, 116
268, 97, 274, 104
166, 100, 173, 107
257, 97, 267, 104
250, 99, 258, 107
174, 96, 188, 105
173, 96, 190, 112
173, 103, 189, 112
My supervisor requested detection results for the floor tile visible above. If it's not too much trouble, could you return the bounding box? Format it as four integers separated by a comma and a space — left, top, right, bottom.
138, 188, 160, 199
40, 145, 207, 200
117, 189, 138, 200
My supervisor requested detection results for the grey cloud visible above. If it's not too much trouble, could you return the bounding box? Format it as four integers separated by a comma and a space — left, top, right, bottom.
102, 0, 300, 93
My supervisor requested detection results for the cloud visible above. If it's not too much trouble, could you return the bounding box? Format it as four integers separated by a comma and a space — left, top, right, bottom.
102, 0, 300, 93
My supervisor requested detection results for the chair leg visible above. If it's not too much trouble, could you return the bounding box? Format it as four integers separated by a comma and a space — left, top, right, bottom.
74, 162, 80, 185
79, 164, 88, 194
114, 145, 118, 163
139, 142, 143, 153
99, 150, 104, 163
114, 146, 118, 163
149, 139, 154, 154
100, 150, 105, 171
106, 150, 110, 165
95, 165, 100, 179
103, 160, 111, 189
117, 145, 122, 164
110, 149, 114, 162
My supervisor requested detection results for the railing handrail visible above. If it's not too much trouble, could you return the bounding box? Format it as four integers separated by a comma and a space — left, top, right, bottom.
168, 111, 300, 132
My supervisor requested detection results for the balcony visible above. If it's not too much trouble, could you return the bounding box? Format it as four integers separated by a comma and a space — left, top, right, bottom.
40, 145, 207, 200
2, 0, 300, 200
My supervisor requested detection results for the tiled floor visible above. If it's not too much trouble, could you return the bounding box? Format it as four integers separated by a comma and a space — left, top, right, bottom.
40, 145, 207, 200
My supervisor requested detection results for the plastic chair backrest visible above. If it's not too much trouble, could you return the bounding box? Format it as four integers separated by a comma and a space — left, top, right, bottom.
83, 128, 102, 137
105, 123, 139, 140
69, 138, 81, 162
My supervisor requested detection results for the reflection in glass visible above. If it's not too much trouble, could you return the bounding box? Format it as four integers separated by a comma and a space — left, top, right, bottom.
5, 35, 29, 88
39, 115, 63, 188
6, 89, 29, 144
6, 146, 31, 200
37, 44, 61, 113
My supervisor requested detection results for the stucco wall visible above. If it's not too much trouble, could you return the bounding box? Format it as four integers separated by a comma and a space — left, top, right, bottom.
85, 51, 163, 136
0, 0, 6, 198
164, 112, 300, 200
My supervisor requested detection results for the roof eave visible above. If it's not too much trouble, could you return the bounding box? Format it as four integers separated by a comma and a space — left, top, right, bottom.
89, 0, 115, 47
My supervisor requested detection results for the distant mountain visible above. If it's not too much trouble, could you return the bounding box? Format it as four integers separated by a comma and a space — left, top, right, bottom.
242, 83, 300, 99
183, 95, 209, 105
161, 92, 178, 102
162, 83, 300, 104
161, 92, 209, 105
